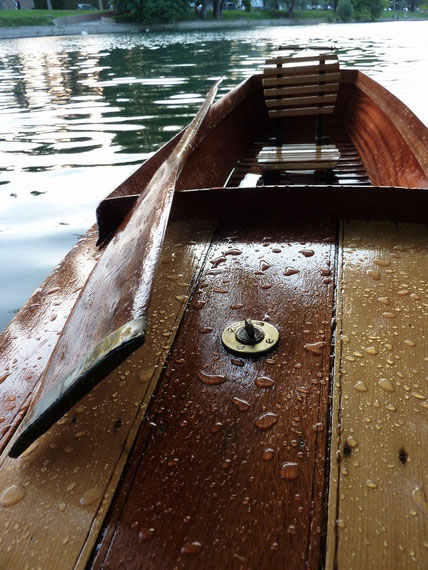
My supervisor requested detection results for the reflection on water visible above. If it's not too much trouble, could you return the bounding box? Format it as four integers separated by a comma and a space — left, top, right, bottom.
1, 21, 428, 330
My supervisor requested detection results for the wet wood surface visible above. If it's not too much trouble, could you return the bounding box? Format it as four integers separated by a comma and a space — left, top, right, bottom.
327, 220, 428, 569
0, 221, 214, 569
0, 228, 100, 453
93, 218, 336, 569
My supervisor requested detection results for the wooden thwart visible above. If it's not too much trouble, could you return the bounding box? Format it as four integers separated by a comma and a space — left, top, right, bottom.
326, 220, 428, 569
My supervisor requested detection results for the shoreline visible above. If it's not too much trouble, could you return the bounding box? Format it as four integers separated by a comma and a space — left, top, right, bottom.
0, 16, 416, 40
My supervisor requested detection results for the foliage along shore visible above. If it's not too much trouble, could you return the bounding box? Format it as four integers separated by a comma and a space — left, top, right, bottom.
0, 5, 427, 29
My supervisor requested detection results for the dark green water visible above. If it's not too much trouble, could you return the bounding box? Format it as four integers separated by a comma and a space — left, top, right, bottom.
1, 22, 428, 330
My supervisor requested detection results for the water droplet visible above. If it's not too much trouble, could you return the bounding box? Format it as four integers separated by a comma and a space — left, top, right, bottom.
138, 367, 155, 384
411, 392, 425, 400
196, 370, 227, 386
255, 376, 275, 388
365, 346, 378, 355
404, 340, 416, 347
261, 284, 273, 290
299, 249, 314, 257
199, 326, 212, 334
20, 440, 39, 458
232, 397, 250, 412
260, 260, 271, 271
287, 524, 297, 535
231, 358, 245, 367
181, 541, 202, 554
341, 334, 351, 343
59, 502, 66, 512
230, 304, 244, 310
366, 480, 378, 489
354, 381, 368, 392
303, 342, 326, 355
223, 248, 242, 256
139, 528, 155, 542
0, 483, 26, 507
262, 448, 275, 461
382, 312, 397, 319
373, 258, 390, 267
175, 295, 188, 304
378, 378, 395, 393
312, 422, 324, 432
210, 255, 226, 268
284, 267, 300, 276
347, 436, 359, 448
336, 519, 346, 528
412, 487, 428, 515
46, 287, 60, 295
367, 270, 381, 280
280, 462, 299, 480
254, 412, 278, 431
80, 488, 102, 507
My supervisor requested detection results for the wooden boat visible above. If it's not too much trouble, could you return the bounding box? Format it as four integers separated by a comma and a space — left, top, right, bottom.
0, 55, 427, 569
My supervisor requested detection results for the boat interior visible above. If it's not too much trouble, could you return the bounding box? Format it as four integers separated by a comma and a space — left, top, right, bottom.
0, 58, 427, 569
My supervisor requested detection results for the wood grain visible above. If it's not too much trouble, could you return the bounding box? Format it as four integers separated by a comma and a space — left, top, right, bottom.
327, 220, 428, 569
0, 220, 214, 569
93, 218, 336, 569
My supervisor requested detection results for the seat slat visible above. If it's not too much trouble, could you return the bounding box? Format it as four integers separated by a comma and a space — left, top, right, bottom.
262, 72, 341, 88
263, 62, 339, 77
264, 83, 339, 97
268, 106, 335, 118
266, 93, 337, 109
264, 54, 338, 65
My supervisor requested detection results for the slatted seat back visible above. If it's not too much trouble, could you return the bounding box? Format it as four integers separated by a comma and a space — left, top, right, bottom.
262, 52, 340, 118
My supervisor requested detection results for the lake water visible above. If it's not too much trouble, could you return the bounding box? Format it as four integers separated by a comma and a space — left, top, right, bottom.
1, 21, 428, 331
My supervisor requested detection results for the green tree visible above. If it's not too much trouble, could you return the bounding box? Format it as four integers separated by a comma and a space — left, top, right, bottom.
337, 0, 354, 19
114, 0, 189, 23
353, 0, 386, 19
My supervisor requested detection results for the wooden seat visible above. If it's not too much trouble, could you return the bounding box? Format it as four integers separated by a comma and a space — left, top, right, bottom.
258, 144, 341, 170
257, 50, 341, 178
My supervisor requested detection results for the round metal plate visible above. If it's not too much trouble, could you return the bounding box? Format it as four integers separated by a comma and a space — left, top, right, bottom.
221, 320, 279, 356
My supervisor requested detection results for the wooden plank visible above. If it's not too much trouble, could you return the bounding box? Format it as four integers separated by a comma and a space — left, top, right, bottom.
265, 54, 338, 65
0, 230, 100, 453
263, 62, 340, 77
269, 106, 335, 118
0, 220, 215, 569
264, 83, 339, 98
262, 72, 340, 88
93, 218, 337, 569
327, 220, 428, 569
266, 94, 337, 109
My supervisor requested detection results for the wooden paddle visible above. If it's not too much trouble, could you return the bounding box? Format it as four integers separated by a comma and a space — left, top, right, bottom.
9, 78, 223, 458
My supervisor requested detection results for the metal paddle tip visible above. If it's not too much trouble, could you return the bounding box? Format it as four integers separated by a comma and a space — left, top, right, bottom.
9, 317, 147, 458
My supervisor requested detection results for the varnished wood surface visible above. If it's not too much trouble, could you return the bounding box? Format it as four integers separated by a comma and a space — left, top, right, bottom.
0, 229, 100, 453
0, 221, 214, 569
344, 70, 428, 187
93, 218, 336, 569
9, 80, 222, 459
327, 220, 428, 569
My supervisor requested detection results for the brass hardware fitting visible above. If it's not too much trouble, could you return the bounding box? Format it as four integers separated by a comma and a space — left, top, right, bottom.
221, 318, 279, 356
